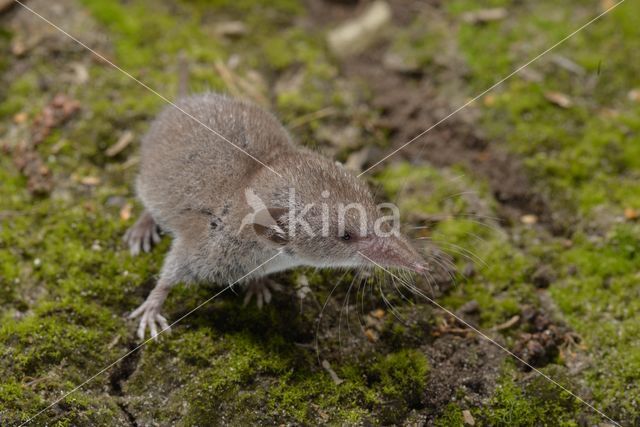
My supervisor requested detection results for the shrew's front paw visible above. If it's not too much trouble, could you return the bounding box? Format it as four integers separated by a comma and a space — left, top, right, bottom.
129, 299, 170, 340
123, 211, 161, 256
243, 279, 284, 309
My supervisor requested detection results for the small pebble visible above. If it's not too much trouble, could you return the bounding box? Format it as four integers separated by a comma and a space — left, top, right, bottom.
462, 262, 476, 278
459, 300, 480, 315
531, 265, 556, 289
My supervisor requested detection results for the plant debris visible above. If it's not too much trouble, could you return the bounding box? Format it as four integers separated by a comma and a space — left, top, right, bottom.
11, 143, 52, 195
462, 409, 476, 425
106, 130, 134, 157
520, 214, 538, 225
513, 307, 573, 370
120, 202, 133, 221
491, 315, 520, 332
624, 207, 639, 221
11, 94, 80, 195
322, 359, 344, 385
33, 94, 81, 145
531, 265, 556, 289
327, 0, 391, 58
461, 8, 508, 24
544, 91, 573, 108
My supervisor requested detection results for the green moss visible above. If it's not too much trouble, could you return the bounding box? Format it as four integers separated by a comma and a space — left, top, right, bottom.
371, 349, 429, 408
0, 298, 123, 377
550, 225, 640, 419
0, 379, 126, 426
449, 0, 640, 219
475, 368, 581, 426
269, 368, 373, 423
134, 323, 430, 424
376, 163, 536, 326
0, 297, 128, 425
180, 0, 302, 16
265, 350, 428, 424
434, 403, 465, 427
181, 332, 290, 424
125, 323, 379, 424
265, 31, 341, 123
449, 0, 640, 420
387, 13, 449, 73
81, 0, 225, 69
263, 28, 325, 71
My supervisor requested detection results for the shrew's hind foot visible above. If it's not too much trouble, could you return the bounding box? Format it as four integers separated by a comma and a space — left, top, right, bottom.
243, 279, 284, 309
124, 210, 161, 256
128, 280, 172, 340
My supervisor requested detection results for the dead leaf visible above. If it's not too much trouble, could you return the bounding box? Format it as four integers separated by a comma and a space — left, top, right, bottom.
344, 146, 372, 172
520, 214, 538, 225
600, 0, 617, 12
519, 67, 544, 83
382, 51, 420, 73
106, 130, 134, 157
483, 94, 496, 106
80, 176, 101, 186
11, 39, 26, 56
12, 140, 53, 195
624, 207, 639, 221
371, 308, 385, 320
550, 55, 585, 76
544, 91, 573, 108
214, 61, 269, 106
462, 409, 476, 426
434, 325, 472, 337
32, 94, 81, 146
70, 62, 90, 85
120, 203, 133, 221
365, 328, 379, 342
234, 70, 269, 106
461, 8, 508, 24
0, 0, 16, 13
288, 108, 338, 130
628, 89, 640, 102
215, 21, 247, 38
13, 112, 28, 124
599, 108, 620, 119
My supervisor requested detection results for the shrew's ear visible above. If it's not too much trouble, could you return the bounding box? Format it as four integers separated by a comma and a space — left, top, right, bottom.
252, 207, 289, 246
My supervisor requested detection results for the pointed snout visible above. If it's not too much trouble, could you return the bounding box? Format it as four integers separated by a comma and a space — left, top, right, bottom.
359, 233, 427, 273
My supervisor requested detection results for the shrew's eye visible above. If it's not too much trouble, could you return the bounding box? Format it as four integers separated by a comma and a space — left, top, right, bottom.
341, 232, 351, 241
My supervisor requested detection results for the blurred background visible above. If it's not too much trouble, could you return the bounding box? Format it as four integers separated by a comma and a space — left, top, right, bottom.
0, 0, 639, 425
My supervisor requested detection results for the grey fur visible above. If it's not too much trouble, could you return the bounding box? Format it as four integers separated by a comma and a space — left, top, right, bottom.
127, 93, 425, 339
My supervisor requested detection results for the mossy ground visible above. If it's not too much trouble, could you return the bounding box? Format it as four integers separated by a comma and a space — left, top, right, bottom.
1, 0, 638, 425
